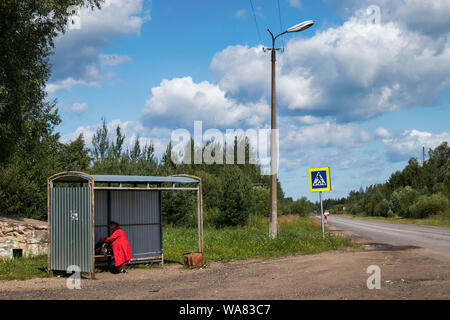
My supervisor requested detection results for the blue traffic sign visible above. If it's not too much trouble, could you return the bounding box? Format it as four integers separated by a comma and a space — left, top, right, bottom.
308, 167, 331, 192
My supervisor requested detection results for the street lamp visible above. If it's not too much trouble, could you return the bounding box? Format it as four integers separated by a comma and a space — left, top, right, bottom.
265, 20, 314, 239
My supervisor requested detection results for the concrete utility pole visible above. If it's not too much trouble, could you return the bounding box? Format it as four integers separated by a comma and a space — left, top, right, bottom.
264, 20, 314, 239
267, 30, 280, 239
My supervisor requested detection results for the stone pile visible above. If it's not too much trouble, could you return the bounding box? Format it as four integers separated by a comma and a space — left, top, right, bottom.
0, 216, 48, 259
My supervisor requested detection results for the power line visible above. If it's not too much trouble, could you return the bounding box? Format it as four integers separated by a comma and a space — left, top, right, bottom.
276, 0, 286, 48
249, 0, 263, 44
277, 0, 283, 32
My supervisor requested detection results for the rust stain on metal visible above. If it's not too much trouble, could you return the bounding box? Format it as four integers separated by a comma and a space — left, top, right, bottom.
183, 252, 204, 267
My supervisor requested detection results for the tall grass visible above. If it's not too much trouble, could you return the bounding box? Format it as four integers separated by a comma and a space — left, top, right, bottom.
0, 255, 49, 280
163, 215, 353, 263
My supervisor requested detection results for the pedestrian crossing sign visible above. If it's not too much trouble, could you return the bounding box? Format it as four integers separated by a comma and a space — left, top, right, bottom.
309, 167, 331, 192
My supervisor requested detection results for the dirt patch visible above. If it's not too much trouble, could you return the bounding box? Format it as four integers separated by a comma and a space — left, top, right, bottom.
1, 226, 449, 300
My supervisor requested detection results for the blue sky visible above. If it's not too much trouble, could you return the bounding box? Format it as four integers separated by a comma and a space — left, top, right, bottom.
48, 0, 450, 201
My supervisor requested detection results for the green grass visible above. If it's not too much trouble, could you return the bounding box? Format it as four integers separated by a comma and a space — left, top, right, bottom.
337, 213, 450, 228
0, 255, 49, 280
163, 215, 354, 264
0, 216, 354, 280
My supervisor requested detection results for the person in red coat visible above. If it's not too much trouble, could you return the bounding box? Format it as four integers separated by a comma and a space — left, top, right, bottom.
103, 221, 132, 273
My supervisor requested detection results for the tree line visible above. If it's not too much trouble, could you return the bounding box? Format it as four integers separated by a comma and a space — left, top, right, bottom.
0, 115, 314, 226
324, 142, 449, 219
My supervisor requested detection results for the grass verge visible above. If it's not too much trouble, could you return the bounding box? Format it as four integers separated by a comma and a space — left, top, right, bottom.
0, 255, 49, 280
336, 213, 450, 228
163, 215, 354, 264
0, 216, 354, 280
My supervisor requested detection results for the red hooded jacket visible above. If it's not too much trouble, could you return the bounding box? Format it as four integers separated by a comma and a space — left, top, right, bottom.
104, 227, 132, 267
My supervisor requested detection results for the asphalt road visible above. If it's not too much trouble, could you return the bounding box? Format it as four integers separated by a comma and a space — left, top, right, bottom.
325, 216, 450, 255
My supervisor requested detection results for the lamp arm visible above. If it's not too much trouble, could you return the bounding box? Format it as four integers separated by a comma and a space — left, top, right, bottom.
274, 30, 288, 40
267, 29, 288, 49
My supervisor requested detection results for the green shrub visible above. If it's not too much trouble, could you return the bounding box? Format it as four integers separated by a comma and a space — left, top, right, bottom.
349, 203, 363, 215
162, 189, 196, 225
246, 214, 267, 229
329, 204, 344, 215
291, 197, 311, 216
387, 209, 395, 218
432, 183, 449, 198
389, 186, 420, 217
408, 193, 449, 219
195, 170, 223, 211
253, 187, 270, 216
277, 201, 287, 216
364, 202, 374, 216
374, 199, 390, 217
217, 166, 255, 227
203, 207, 221, 228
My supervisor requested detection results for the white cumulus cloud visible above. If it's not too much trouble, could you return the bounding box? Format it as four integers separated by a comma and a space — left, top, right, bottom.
382, 129, 450, 162
47, 0, 150, 94
282, 121, 372, 150
99, 54, 132, 66
140, 76, 270, 129
209, 12, 450, 121
374, 127, 391, 139
70, 102, 89, 113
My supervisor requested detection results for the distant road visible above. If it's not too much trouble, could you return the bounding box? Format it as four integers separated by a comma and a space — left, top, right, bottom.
325, 215, 450, 255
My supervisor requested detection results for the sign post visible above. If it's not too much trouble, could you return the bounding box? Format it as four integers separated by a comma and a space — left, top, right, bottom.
308, 167, 331, 240
320, 191, 324, 240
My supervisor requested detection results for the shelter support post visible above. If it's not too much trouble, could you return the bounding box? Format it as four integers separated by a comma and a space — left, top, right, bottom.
90, 180, 96, 280
158, 183, 164, 266
107, 188, 112, 267
47, 181, 52, 275
197, 182, 204, 253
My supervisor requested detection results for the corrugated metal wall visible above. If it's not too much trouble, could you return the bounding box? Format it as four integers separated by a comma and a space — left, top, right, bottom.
94, 190, 108, 244
94, 190, 162, 260
49, 187, 93, 273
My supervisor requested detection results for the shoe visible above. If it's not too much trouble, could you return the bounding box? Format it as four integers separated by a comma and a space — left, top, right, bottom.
120, 270, 127, 274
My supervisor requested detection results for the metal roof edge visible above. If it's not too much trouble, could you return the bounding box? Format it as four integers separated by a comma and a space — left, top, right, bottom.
48, 171, 94, 183
91, 174, 199, 184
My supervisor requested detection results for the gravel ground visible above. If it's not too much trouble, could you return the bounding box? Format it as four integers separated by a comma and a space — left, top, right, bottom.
1, 225, 449, 300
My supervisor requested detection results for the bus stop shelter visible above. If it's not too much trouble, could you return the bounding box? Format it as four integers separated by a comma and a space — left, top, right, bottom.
47, 171, 203, 279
